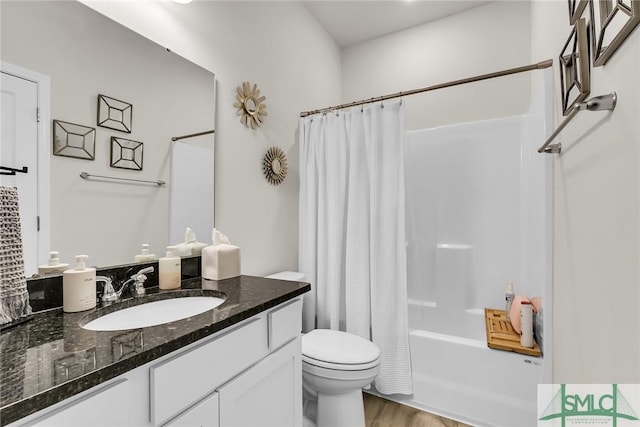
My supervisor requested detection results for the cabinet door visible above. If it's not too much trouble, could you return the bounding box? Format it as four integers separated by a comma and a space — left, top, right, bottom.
164, 392, 219, 427
218, 338, 302, 427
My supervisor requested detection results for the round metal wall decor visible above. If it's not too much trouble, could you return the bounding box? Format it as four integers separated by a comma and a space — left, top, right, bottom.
234, 81, 267, 129
263, 147, 287, 185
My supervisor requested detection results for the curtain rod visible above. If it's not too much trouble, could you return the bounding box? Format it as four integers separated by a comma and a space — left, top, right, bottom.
171, 129, 215, 142
300, 59, 553, 118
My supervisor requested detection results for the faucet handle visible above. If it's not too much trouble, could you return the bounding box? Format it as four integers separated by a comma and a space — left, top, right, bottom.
131, 266, 154, 297
131, 266, 154, 280
97, 276, 117, 302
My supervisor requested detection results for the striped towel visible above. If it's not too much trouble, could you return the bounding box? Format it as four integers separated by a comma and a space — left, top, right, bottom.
0, 187, 31, 324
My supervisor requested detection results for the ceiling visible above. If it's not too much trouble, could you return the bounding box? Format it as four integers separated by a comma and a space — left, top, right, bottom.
303, 0, 492, 48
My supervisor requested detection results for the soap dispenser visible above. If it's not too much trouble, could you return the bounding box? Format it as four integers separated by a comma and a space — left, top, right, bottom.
134, 244, 157, 262
159, 246, 181, 290
38, 251, 69, 276
62, 255, 96, 312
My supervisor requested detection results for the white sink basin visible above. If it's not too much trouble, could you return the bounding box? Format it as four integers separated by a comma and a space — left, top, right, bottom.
82, 296, 226, 331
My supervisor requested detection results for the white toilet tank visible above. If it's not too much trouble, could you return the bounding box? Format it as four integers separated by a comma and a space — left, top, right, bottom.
265, 271, 306, 282
266, 271, 314, 332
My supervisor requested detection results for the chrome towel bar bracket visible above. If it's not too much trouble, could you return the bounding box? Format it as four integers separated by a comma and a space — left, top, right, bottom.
538, 92, 617, 154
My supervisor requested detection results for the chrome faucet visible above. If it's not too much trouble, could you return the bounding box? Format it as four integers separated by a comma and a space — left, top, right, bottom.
99, 266, 155, 302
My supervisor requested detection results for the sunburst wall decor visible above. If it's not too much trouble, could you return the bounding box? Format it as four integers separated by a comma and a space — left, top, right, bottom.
263, 147, 287, 185
234, 81, 267, 129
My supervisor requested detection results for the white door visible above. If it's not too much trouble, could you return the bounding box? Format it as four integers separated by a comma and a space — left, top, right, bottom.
1, 71, 39, 276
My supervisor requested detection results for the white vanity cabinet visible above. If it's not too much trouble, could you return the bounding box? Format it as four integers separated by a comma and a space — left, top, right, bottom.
9, 298, 303, 427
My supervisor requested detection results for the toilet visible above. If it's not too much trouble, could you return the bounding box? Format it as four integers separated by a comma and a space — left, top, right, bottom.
266, 272, 380, 427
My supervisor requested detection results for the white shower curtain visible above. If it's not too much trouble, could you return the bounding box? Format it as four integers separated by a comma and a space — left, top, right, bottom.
299, 101, 412, 395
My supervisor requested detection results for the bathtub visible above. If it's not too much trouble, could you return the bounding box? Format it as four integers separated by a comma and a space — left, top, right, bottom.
367, 322, 543, 426
372, 301, 545, 426
406, 328, 543, 427
395, 82, 553, 426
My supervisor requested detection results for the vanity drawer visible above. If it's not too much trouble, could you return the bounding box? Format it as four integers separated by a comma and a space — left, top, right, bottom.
21, 377, 145, 427
150, 316, 268, 426
268, 298, 302, 350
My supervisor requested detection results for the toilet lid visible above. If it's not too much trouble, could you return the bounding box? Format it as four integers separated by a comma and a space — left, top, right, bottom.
302, 329, 380, 365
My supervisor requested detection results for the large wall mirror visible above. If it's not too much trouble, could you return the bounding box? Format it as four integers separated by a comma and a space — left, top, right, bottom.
0, 1, 215, 275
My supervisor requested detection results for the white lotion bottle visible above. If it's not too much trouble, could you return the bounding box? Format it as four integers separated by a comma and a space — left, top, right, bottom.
520, 300, 534, 348
159, 246, 181, 290
62, 255, 96, 313
134, 244, 157, 263
38, 251, 69, 276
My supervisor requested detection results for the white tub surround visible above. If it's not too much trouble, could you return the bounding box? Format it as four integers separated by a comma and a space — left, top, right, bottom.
400, 71, 553, 426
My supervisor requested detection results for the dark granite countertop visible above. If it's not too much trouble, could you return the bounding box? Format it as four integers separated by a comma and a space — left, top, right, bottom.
0, 275, 310, 426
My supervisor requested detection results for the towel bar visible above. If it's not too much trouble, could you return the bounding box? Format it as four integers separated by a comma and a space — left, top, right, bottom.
80, 172, 165, 186
0, 166, 28, 176
538, 92, 617, 154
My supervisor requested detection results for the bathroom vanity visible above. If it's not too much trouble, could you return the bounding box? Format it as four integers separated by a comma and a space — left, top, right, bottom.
0, 275, 309, 426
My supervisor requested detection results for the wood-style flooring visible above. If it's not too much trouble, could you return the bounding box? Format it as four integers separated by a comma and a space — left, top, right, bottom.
363, 393, 471, 427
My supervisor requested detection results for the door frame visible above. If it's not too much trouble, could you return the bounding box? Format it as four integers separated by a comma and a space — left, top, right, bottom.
1, 61, 51, 270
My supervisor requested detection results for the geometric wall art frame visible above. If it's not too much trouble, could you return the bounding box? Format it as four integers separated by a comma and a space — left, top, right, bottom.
559, 18, 591, 116
52, 120, 96, 160
110, 137, 143, 171
590, 0, 640, 66
97, 94, 132, 133
568, 0, 590, 24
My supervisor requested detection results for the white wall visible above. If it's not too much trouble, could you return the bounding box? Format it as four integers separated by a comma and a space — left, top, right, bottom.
341, 1, 533, 130
531, 1, 640, 383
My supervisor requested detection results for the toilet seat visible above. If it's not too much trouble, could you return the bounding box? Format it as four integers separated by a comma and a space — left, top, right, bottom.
302, 359, 380, 381
302, 329, 380, 371
303, 355, 380, 371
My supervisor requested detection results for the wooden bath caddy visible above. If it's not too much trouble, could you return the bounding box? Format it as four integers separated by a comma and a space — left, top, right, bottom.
484, 308, 542, 357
